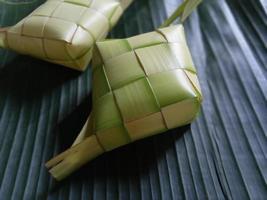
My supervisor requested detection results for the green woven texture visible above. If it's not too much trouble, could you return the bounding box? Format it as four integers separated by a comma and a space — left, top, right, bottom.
0, 0, 132, 71
92, 25, 202, 151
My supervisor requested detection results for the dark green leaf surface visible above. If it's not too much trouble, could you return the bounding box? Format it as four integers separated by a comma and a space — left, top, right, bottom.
0, 0, 266, 199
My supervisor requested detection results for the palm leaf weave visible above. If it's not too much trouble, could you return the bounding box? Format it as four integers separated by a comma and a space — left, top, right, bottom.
0, 0, 133, 71
46, 24, 203, 180
92, 25, 202, 150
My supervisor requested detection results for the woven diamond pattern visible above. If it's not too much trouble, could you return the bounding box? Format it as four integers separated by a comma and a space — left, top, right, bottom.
92, 25, 202, 151
5, 0, 132, 71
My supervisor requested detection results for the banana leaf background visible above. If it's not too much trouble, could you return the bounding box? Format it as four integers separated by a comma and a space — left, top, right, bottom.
0, 0, 266, 199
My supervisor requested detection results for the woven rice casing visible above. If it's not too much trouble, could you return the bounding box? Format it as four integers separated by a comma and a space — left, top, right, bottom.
92, 25, 202, 151
45, 24, 203, 181
1, 0, 132, 71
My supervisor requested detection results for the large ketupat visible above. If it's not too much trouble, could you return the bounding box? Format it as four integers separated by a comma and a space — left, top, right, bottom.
0, 0, 133, 71
46, 25, 203, 180
92, 25, 202, 149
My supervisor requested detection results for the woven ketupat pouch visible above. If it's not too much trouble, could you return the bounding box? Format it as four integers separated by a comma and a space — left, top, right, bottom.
45, 23, 203, 181
45, 0, 203, 181
92, 25, 203, 151
0, 0, 132, 71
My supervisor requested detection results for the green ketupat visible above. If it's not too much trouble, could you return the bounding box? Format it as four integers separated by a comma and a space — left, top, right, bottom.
45, 0, 202, 181
0, 0, 133, 71
46, 24, 203, 180
91, 25, 202, 149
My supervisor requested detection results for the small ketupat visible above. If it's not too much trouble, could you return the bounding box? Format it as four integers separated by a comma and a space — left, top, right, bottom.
46, 25, 203, 180
0, 0, 133, 71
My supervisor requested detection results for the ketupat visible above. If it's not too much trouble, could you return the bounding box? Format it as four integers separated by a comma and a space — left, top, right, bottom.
0, 0, 133, 71
91, 25, 202, 149
46, 24, 203, 180
45, 0, 202, 180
